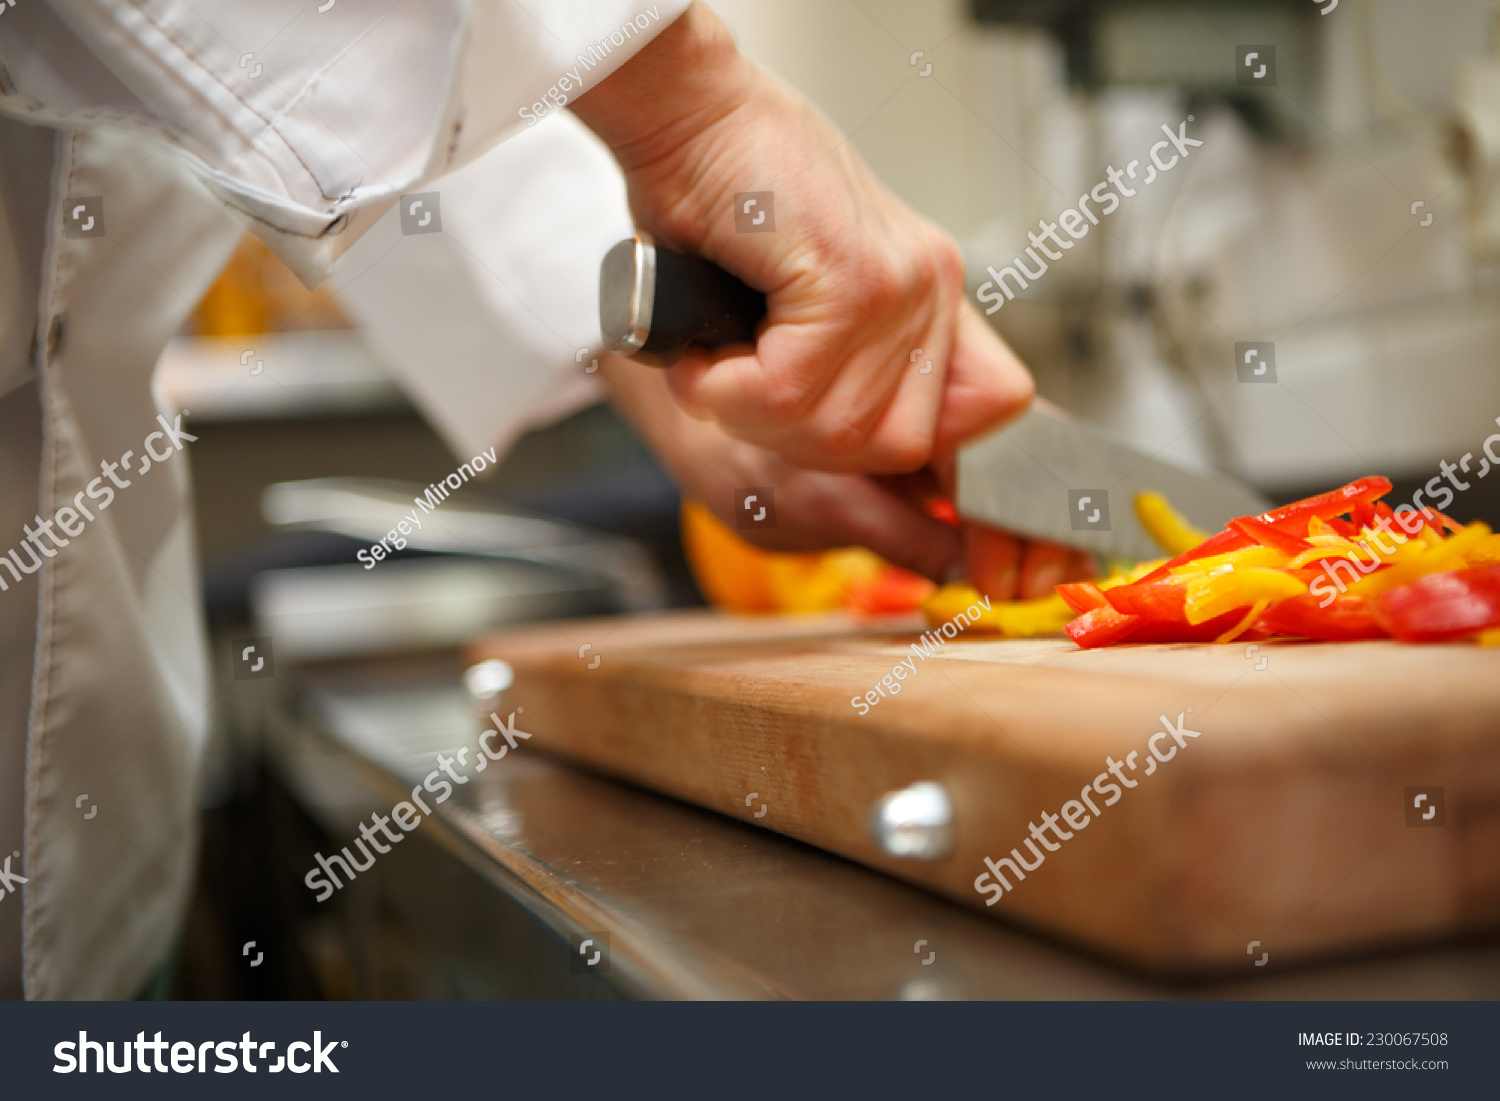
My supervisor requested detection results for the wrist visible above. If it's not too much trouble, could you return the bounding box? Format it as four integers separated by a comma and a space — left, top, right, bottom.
572, 2, 756, 174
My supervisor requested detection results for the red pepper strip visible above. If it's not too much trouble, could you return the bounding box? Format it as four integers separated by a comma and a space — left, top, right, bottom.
1372, 564, 1500, 643
1324, 517, 1358, 538
1055, 581, 1108, 614
847, 569, 935, 615
1258, 476, 1393, 533
1351, 499, 1378, 533
924, 497, 960, 528
1229, 515, 1311, 555
1064, 604, 1142, 648
1065, 605, 1259, 647
1105, 579, 1187, 621
1256, 592, 1388, 642
1106, 609, 1254, 645
1132, 528, 1251, 586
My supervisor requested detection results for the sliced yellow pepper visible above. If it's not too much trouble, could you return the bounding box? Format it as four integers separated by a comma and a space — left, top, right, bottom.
1465, 533, 1500, 567
1135, 492, 1209, 556
921, 584, 1074, 637
1169, 544, 1288, 581
1184, 567, 1308, 625
1349, 521, 1492, 597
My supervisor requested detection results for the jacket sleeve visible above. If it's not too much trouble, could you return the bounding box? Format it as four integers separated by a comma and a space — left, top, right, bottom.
0, 0, 687, 283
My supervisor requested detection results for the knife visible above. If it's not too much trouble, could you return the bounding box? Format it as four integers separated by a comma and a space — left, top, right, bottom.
599, 232, 1268, 559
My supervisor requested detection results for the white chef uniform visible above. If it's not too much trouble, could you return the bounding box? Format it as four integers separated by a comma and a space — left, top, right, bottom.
0, 0, 684, 999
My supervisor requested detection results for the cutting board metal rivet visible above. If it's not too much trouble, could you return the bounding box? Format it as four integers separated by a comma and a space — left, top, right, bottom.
870, 782, 954, 860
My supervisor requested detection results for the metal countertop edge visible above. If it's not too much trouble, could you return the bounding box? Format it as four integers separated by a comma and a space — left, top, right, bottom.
269, 706, 794, 1001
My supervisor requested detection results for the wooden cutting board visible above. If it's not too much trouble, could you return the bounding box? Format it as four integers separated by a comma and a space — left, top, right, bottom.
468, 611, 1500, 975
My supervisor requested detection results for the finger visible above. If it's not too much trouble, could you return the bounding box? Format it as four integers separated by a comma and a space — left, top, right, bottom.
931, 302, 1036, 459
728, 473, 962, 582
963, 522, 1021, 601
1017, 540, 1072, 600
803, 478, 962, 582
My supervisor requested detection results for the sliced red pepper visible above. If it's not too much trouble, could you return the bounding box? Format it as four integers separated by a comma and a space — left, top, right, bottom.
1131, 477, 1394, 588
1063, 604, 1261, 647
1123, 609, 1260, 644
1105, 579, 1187, 621
1372, 564, 1500, 643
1064, 604, 1142, 649
1351, 499, 1378, 533
1055, 581, 1109, 614
847, 568, 935, 615
1324, 517, 1358, 538
1258, 476, 1393, 533
1229, 515, 1311, 556
1256, 592, 1387, 641
1133, 528, 1251, 586
924, 497, 960, 528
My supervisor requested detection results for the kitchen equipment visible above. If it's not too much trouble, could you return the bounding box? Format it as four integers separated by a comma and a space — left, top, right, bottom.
598, 235, 1268, 557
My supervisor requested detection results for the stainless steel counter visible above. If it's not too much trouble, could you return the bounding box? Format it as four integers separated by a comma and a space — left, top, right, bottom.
266, 655, 1500, 1000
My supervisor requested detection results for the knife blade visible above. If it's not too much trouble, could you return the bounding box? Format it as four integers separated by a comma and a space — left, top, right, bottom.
599, 233, 1268, 557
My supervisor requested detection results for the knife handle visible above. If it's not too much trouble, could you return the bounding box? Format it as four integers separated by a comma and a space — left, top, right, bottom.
599, 233, 767, 365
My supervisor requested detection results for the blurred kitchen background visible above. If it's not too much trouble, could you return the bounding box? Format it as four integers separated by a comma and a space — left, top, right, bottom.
170, 0, 1500, 996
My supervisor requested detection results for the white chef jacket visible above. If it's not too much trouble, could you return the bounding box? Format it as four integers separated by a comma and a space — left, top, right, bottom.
0, 0, 686, 999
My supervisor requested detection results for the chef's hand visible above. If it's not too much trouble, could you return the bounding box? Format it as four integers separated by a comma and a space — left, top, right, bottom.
602, 358, 962, 581
603, 360, 1092, 598
573, 2, 1034, 476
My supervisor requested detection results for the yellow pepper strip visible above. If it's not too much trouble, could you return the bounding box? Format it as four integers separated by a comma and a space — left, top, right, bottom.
1135, 492, 1209, 556
1348, 522, 1493, 597
1479, 628, 1500, 647
1287, 543, 1360, 569
921, 584, 1074, 637
1290, 526, 1418, 571
1100, 558, 1167, 588
922, 583, 984, 627
1184, 567, 1308, 625
1215, 598, 1270, 644
1466, 533, 1500, 566
988, 593, 1076, 637
1169, 544, 1288, 581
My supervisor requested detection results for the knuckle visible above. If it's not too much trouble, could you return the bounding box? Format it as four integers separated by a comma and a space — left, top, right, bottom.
756, 372, 818, 422
931, 234, 966, 293
811, 412, 871, 459
856, 257, 907, 317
